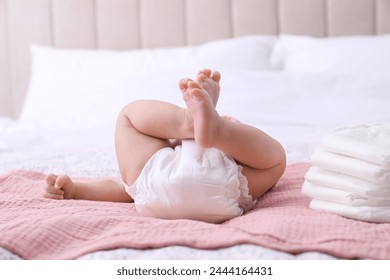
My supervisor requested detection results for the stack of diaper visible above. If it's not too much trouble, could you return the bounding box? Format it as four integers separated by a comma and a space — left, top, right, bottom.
302, 124, 390, 223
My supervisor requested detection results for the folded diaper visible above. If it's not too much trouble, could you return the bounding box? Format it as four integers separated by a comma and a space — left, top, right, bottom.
312, 149, 390, 186
302, 181, 390, 206
310, 199, 390, 223
304, 124, 390, 222
125, 140, 255, 223
320, 124, 390, 167
305, 167, 390, 198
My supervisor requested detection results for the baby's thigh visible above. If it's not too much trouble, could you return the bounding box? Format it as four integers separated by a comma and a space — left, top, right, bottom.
115, 112, 170, 186
239, 162, 284, 200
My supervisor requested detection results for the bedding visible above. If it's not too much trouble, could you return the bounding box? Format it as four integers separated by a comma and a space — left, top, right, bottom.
1, 68, 390, 259
20, 36, 275, 130
1, 163, 390, 260
271, 35, 390, 73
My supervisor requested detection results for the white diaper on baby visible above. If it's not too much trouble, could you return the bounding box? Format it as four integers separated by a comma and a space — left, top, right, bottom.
125, 140, 255, 223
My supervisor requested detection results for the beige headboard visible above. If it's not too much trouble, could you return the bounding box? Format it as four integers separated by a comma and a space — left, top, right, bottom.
1, 0, 390, 118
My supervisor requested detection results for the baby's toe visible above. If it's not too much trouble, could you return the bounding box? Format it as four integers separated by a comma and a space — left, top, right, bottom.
179, 78, 191, 93
197, 73, 207, 83
211, 71, 221, 83
198, 68, 212, 78
188, 80, 202, 90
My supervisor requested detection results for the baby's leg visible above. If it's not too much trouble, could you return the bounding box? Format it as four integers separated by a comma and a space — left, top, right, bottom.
44, 174, 131, 202
115, 100, 194, 187
181, 80, 286, 200
45, 100, 194, 202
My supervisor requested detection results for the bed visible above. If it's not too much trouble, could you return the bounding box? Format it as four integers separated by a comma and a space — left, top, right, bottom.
1, 0, 390, 260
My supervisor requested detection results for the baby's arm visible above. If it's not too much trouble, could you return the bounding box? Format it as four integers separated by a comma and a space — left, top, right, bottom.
44, 174, 133, 202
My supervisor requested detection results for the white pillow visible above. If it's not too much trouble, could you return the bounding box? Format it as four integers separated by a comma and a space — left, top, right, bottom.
270, 35, 390, 73
20, 36, 276, 129
195, 35, 275, 71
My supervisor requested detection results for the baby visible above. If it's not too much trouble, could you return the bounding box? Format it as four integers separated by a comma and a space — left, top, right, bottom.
44, 69, 286, 223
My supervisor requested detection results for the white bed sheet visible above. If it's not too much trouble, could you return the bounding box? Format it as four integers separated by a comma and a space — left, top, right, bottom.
1, 70, 389, 259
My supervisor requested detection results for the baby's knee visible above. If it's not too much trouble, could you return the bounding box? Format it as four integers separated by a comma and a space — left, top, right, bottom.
118, 100, 141, 116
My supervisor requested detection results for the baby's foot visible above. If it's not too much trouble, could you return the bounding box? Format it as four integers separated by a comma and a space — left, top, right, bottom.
44, 174, 77, 200
180, 79, 221, 147
195, 68, 221, 107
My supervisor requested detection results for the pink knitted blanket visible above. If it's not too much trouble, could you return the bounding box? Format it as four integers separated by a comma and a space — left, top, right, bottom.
0, 163, 389, 260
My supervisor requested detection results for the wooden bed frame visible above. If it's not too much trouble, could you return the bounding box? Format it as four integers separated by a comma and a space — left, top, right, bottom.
1, 0, 389, 118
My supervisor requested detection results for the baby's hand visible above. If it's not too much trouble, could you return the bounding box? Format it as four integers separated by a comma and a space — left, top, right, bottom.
44, 174, 76, 199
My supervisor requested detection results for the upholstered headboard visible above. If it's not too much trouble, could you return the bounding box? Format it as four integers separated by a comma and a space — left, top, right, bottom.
1, 0, 389, 118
